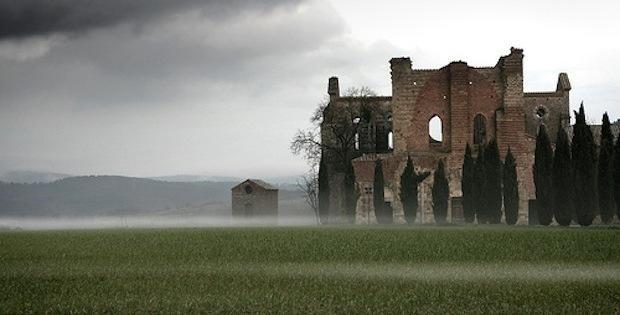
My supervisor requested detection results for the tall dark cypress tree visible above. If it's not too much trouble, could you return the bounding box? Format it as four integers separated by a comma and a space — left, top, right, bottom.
552, 126, 574, 226
400, 156, 416, 224
483, 138, 502, 224
572, 104, 596, 226
614, 134, 620, 220
533, 124, 553, 226
432, 159, 449, 224
399, 156, 430, 224
503, 148, 519, 225
344, 160, 357, 223
374, 159, 391, 224
473, 145, 486, 223
461, 144, 475, 223
318, 156, 330, 225
598, 113, 615, 224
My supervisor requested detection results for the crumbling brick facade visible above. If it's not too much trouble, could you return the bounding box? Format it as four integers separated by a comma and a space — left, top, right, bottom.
322, 48, 571, 224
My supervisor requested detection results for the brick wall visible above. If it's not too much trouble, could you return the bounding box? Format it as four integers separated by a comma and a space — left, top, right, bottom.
323, 48, 570, 225
231, 181, 278, 219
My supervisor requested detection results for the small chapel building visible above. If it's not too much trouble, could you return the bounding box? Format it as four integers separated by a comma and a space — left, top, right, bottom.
231, 179, 278, 219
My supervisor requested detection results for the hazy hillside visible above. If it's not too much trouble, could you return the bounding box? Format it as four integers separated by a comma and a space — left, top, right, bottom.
151, 174, 303, 186
1, 170, 304, 186
150, 175, 242, 183
0, 176, 306, 217
0, 171, 73, 184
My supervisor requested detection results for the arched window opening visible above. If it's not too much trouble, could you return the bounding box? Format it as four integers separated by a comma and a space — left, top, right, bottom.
388, 131, 394, 150
429, 115, 443, 144
354, 132, 360, 150
535, 105, 548, 119
473, 114, 487, 145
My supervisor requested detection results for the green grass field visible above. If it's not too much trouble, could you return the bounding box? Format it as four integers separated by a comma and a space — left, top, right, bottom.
1, 226, 619, 313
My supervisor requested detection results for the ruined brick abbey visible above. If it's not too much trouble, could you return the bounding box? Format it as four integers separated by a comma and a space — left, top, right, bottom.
322, 48, 572, 224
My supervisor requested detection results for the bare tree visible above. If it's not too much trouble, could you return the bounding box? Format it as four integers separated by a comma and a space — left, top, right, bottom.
290, 97, 328, 170
290, 87, 379, 222
296, 168, 319, 224
291, 87, 378, 167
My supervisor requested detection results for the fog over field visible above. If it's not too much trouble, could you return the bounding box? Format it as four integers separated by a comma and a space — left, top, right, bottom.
0, 215, 316, 231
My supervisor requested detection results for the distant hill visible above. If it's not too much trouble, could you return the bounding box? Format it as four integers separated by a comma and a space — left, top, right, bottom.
150, 175, 243, 183
1, 170, 72, 184
150, 174, 303, 186
0, 176, 306, 217
2, 170, 304, 186
262, 175, 304, 186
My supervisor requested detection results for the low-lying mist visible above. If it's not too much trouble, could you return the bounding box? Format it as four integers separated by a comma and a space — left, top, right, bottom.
0, 214, 317, 231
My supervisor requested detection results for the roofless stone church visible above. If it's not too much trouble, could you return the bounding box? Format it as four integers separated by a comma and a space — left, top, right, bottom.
321, 47, 572, 224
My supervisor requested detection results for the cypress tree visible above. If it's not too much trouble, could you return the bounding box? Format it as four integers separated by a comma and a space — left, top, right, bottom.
461, 144, 475, 223
473, 145, 486, 223
503, 148, 519, 225
399, 156, 430, 224
318, 156, 330, 225
400, 156, 416, 224
598, 113, 615, 224
432, 159, 449, 224
374, 159, 391, 224
344, 160, 357, 223
483, 138, 502, 224
552, 126, 574, 226
614, 134, 620, 220
572, 104, 596, 226
533, 124, 553, 225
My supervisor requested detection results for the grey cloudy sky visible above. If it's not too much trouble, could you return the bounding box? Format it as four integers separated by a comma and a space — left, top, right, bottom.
0, 0, 618, 178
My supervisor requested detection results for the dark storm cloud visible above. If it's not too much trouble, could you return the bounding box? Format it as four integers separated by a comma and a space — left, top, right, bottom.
0, 0, 354, 108
0, 0, 401, 177
0, 0, 300, 39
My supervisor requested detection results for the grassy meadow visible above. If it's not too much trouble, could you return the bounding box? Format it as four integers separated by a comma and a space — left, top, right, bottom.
1, 225, 619, 313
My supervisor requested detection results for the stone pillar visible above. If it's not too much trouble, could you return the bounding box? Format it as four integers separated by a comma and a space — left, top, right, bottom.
390, 58, 413, 153
498, 47, 525, 154
328, 77, 340, 102
355, 182, 377, 224
498, 47, 530, 224
327, 172, 345, 224
449, 61, 470, 155
556, 73, 572, 130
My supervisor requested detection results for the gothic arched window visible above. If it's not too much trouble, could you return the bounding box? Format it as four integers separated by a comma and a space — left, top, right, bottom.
429, 115, 443, 144
473, 114, 487, 145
